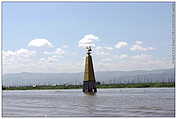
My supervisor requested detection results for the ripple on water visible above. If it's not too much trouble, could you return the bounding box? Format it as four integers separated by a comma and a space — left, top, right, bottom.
2, 88, 175, 117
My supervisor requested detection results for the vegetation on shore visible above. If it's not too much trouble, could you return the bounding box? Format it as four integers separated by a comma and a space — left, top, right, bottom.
2, 82, 175, 90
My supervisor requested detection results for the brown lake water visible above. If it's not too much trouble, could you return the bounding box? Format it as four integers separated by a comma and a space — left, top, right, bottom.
2, 88, 175, 117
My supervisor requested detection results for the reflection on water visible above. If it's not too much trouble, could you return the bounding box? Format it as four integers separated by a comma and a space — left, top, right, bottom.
2, 88, 175, 117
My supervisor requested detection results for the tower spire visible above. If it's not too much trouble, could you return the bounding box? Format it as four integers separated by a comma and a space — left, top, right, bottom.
83, 46, 97, 94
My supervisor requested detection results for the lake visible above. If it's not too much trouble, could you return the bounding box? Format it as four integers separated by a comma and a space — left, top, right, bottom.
2, 88, 175, 117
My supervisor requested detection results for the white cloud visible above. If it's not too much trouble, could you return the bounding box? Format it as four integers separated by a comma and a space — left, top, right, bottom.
3, 48, 65, 73
119, 54, 128, 59
94, 53, 173, 71
44, 48, 64, 55
62, 45, 69, 48
115, 41, 128, 49
2, 37, 170, 73
16, 48, 36, 57
28, 39, 53, 48
3, 49, 36, 68
39, 58, 45, 62
135, 41, 143, 45
130, 44, 155, 51
130, 41, 155, 51
55, 48, 65, 55
3, 49, 36, 58
95, 46, 113, 50
101, 58, 112, 62
104, 47, 113, 50
47, 56, 59, 63
131, 54, 152, 61
130, 44, 146, 51
78, 34, 99, 48
3, 48, 173, 73
94, 46, 113, 56
38, 56, 59, 64
3, 50, 16, 57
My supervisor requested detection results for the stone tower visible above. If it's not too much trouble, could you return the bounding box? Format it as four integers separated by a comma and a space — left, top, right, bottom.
83, 46, 97, 93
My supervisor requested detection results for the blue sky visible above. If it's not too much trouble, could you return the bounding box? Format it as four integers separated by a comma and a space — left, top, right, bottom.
2, 2, 174, 73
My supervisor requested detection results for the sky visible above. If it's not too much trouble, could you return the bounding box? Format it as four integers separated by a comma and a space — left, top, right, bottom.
2, 2, 175, 73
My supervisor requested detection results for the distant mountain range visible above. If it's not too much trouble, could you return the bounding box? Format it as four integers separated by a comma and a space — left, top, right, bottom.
2, 68, 175, 87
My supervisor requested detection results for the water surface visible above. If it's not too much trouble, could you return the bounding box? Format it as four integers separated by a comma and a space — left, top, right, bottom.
2, 88, 175, 117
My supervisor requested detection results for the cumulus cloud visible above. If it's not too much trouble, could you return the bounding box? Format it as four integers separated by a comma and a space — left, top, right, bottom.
130, 45, 155, 51
3, 49, 36, 68
3, 47, 65, 73
16, 49, 36, 57
115, 41, 128, 49
2, 36, 170, 73
95, 46, 113, 56
135, 41, 143, 45
3, 49, 36, 58
55, 48, 65, 55
95, 46, 113, 50
3, 48, 173, 73
119, 54, 128, 59
95, 53, 173, 71
130, 41, 155, 51
62, 45, 69, 48
101, 58, 112, 62
38, 55, 60, 65
78, 34, 99, 48
28, 39, 53, 48
131, 54, 152, 60
46, 56, 59, 63
3, 51, 16, 57
44, 48, 64, 55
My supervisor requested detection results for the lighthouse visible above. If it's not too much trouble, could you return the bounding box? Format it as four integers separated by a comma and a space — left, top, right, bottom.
83, 46, 97, 94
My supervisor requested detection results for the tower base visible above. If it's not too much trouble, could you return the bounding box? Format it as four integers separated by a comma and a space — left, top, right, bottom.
83, 81, 97, 93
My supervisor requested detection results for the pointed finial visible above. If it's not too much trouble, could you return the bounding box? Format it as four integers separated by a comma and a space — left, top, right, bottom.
86, 46, 92, 55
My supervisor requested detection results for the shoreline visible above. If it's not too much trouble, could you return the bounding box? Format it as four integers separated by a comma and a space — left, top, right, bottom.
2, 82, 175, 90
